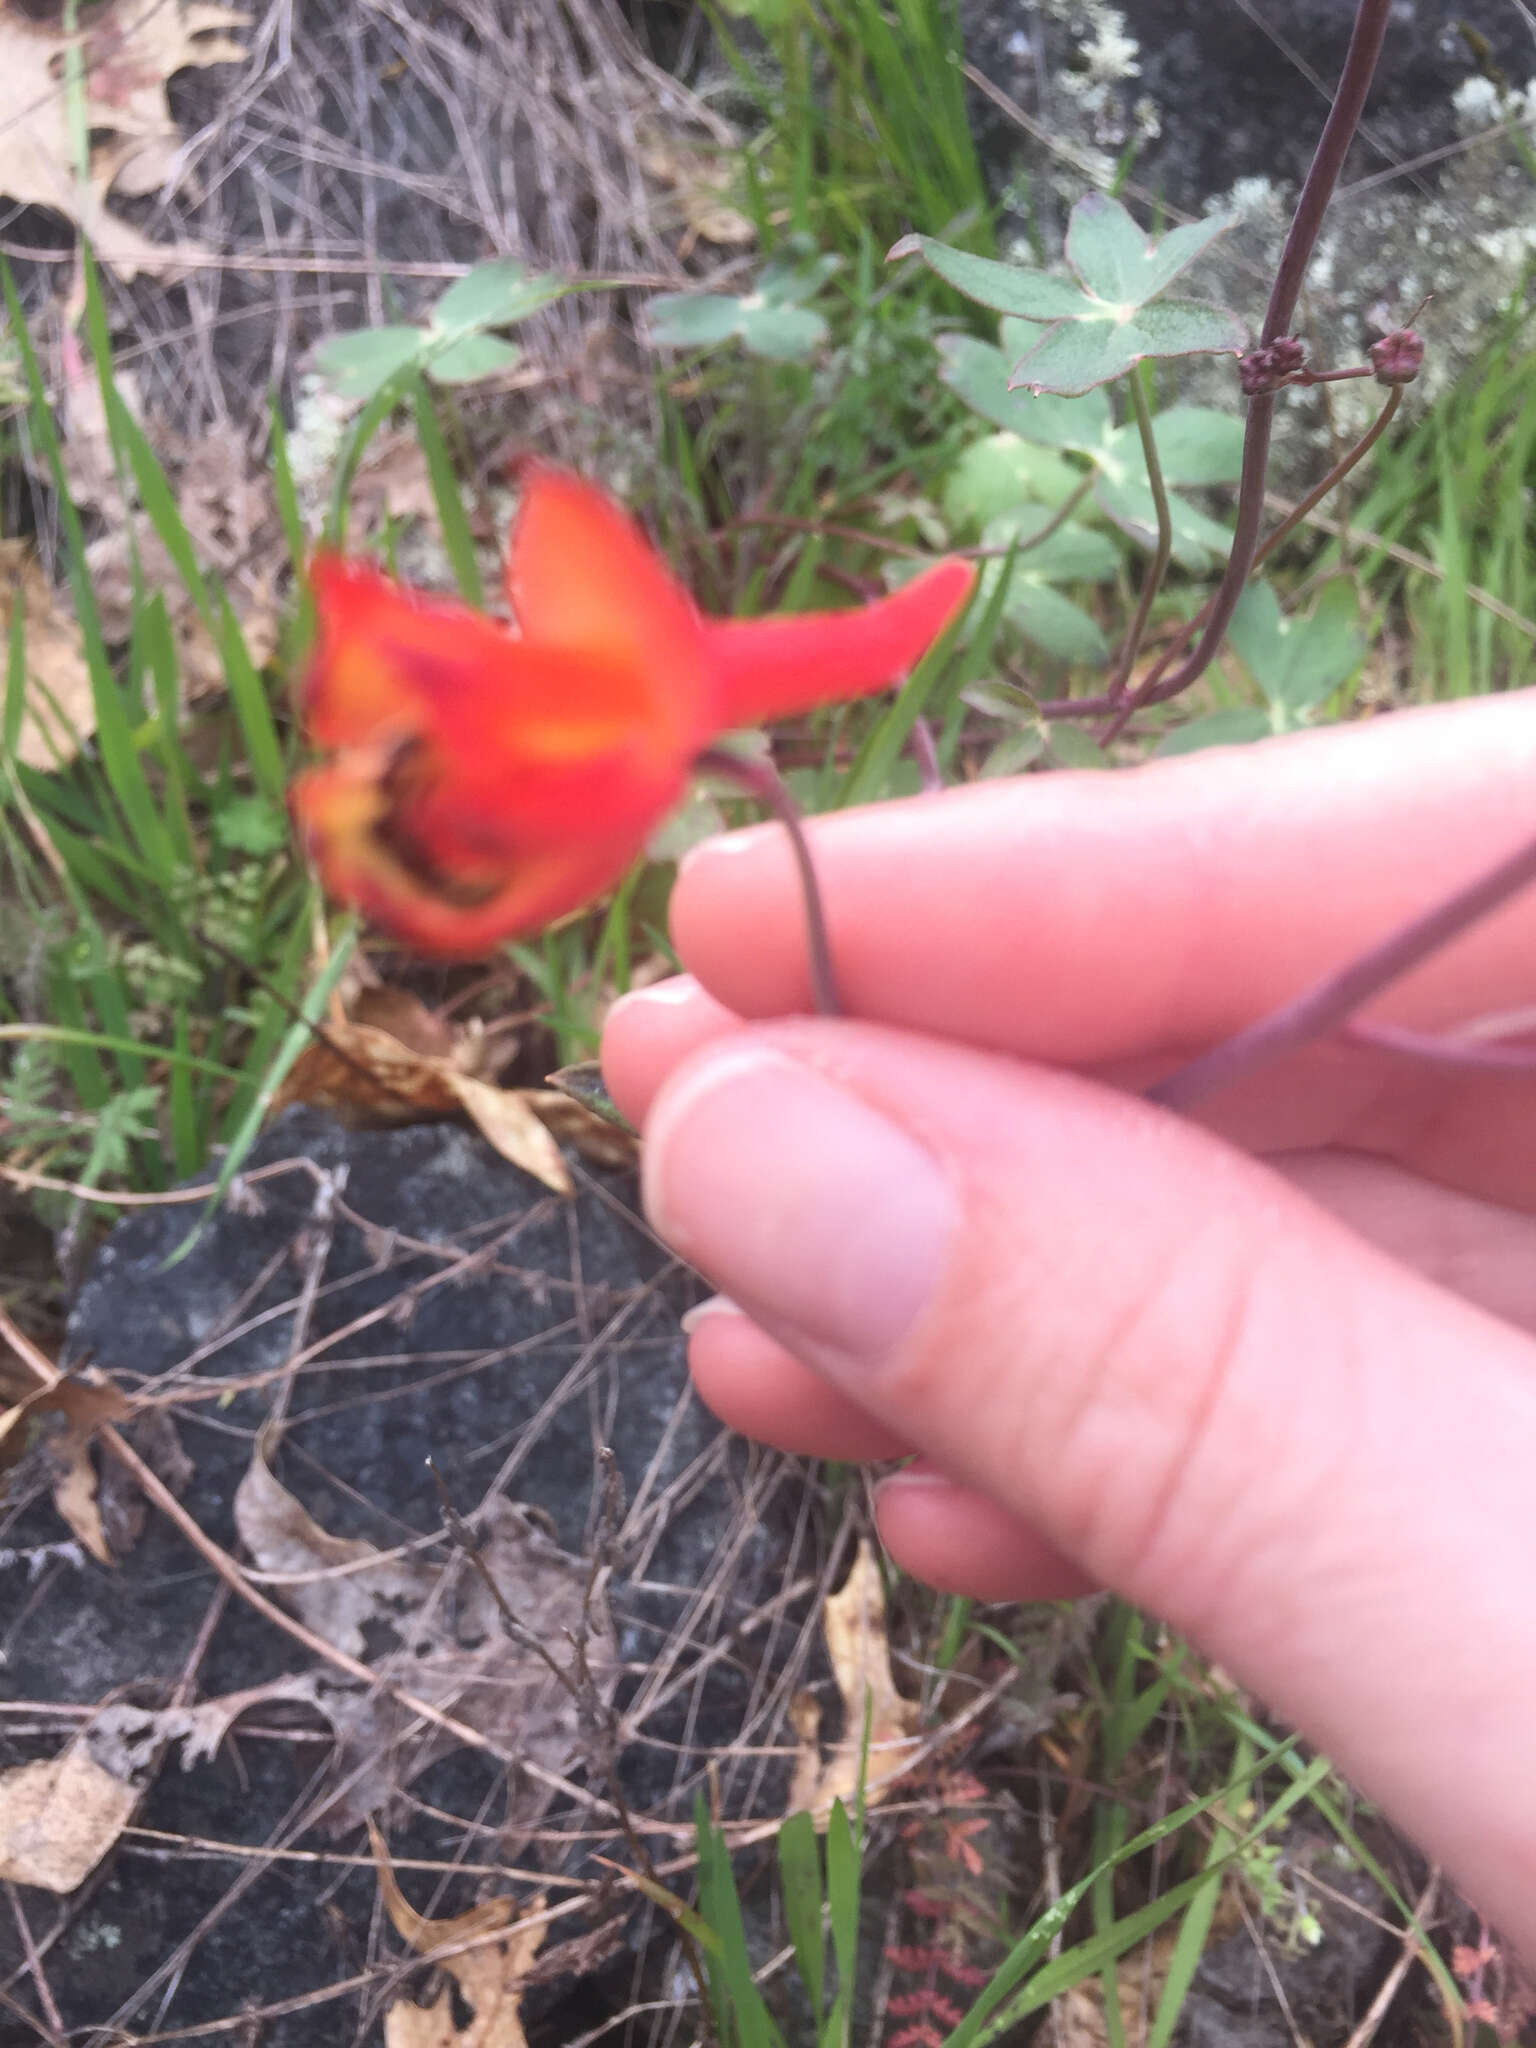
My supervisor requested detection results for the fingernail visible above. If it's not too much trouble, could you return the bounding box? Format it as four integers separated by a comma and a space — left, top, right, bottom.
680, 1293, 743, 1335
643, 1045, 958, 1371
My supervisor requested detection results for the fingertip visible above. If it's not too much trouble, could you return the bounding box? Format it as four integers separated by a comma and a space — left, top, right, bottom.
600, 974, 744, 1128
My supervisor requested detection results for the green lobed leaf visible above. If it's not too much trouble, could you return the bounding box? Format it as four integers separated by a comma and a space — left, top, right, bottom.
1064, 193, 1231, 308
937, 333, 1110, 447
1154, 707, 1274, 756
943, 432, 1083, 532
757, 241, 841, 306
648, 292, 747, 347
425, 331, 523, 385
738, 301, 828, 359
1092, 471, 1233, 572
1102, 405, 1244, 488
889, 234, 1090, 322
1005, 580, 1109, 664
981, 508, 1120, 583
430, 257, 566, 332
1009, 299, 1248, 396
1228, 579, 1364, 714
312, 325, 427, 400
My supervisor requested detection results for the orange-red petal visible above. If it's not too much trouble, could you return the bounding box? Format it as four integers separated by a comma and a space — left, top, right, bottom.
291, 754, 650, 958
503, 465, 709, 753
698, 558, 976, 729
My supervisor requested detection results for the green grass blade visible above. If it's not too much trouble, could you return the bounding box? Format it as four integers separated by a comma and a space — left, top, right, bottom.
776, 1810, 825, 2025
410, 376, 483, 606
219, 594, 288, 803
168, 923, 357, 1262
823, 1798, 860, 2048
694, 1794, 788, 2048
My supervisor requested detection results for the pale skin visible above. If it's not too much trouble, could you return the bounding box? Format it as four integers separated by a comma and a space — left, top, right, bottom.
600, 689, 1536, 1956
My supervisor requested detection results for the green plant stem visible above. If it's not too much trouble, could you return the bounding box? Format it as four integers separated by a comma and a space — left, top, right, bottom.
1098, 0, 1394, 741
1105, 372, 1174, 698
697, 747, 839, 1016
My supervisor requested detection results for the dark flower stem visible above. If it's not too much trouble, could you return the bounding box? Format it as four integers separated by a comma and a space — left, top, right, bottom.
696, 747, 840, 1016
1099, 0, 1394, 741
1147, 823, 1536, 1112
1068, 384, 1404, 725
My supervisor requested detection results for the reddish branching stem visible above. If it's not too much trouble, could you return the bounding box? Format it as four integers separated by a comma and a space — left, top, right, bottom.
1098, 0, 1395, 741
1147, 825, 1536, 1112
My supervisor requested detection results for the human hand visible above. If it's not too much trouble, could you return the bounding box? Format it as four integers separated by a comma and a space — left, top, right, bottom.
602, 689, 1536, 1952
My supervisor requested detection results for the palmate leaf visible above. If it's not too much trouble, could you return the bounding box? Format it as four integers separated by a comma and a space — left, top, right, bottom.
426, 332, 522, 384
648, 293, 746, 347
1228, 580, 1365, 715
942, 432, 1083, 531
1008, 299, 1247, 397
311, 325, 426, 401
890, 234, 1089, 321
896, 195, 1243, 395
1064, 194, 1231, 306
937, 334, 1110, 447
430, 257, 566, 332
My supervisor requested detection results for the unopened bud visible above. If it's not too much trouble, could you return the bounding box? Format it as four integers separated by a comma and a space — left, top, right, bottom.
1238, 334, 1307, 395
1369, 327, 1424, 385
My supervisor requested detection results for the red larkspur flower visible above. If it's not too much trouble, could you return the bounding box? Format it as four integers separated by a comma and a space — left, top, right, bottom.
291, 465, 974, 956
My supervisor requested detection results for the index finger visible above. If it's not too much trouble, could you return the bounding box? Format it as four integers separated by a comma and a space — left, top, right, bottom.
672, 691, 1536, 1065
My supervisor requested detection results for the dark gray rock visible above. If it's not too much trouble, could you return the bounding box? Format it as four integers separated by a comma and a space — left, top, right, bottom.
0, 1110, 820, 2046
960, 0, 1536, 474
965, 0, 1536, 211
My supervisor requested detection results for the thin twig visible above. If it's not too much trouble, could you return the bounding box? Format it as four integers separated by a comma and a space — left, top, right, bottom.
1340, 1870, 1441, 2048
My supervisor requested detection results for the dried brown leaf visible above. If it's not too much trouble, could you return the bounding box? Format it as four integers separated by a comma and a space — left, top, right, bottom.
787, 1538, 922, 1821
0, 1743, 137, 1892
0, 2, 248, 278
50, 1437, 112, 1566
233, 1437, 616, 1827
351, 430, 442, 538
0, 542, 96, 770
273, 1012, 575, 1197
371, 1820, 545, 2048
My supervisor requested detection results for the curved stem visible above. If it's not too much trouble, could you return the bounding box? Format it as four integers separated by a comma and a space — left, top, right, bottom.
1105, 372, 1175, 699
1098, 0, 1394, 741
1105, 385, 1404, 727
1147, 823, 1536, 1112
696, 747, 840, 1017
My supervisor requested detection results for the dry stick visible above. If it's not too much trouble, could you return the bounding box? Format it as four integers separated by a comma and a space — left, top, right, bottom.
1340, 1869, 1442, 2048
696, 746, 840, 1016
427, 1461, 718, 2034
1147, 823, 1536, 1112
1098, 0, 1395, 742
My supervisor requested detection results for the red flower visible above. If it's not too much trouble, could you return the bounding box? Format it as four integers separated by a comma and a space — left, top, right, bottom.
291, 466, 974, 956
